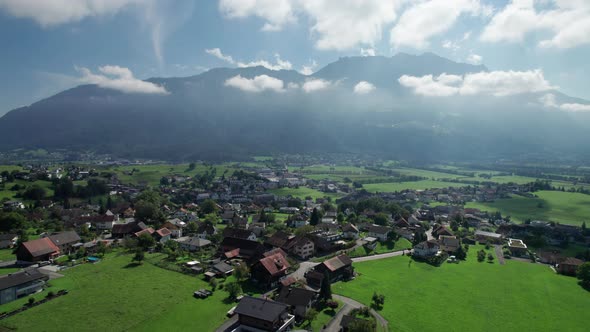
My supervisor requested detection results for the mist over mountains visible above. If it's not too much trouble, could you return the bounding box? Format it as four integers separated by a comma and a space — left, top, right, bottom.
1, 53, 589, 162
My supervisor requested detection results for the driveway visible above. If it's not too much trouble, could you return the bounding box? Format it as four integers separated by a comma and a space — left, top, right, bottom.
321, 295, 388, 332
351, 249, 411, 263
494, 245, 506, 265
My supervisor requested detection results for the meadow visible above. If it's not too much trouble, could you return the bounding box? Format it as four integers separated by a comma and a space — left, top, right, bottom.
465, 191, 590, 226
105, 163, 239, 186
362, 180, 468, 193
268, 187, 344, 200
333, 245, 590, 332
0, 253, 236, 332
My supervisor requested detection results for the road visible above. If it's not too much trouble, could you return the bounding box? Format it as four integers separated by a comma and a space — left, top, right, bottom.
494, 245, 506, 265
321, 295, 388, 332
351, 249, 411, 263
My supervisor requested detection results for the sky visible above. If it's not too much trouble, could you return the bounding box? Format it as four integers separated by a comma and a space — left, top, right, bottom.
0, 0, 589, 115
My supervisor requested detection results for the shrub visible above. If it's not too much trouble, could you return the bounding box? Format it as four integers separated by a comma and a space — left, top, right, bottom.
46, 291, 55, 298
27, 297, 35, 306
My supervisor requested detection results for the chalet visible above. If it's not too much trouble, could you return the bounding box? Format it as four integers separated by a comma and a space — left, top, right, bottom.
178, 237, 212, 251
537, 250, 565, 265
222, 228, 257, 241
16, 238, 60, 262
276, 287, 317, 319
394, 228, 414, 241
161, 222, 182, 238
305, 270, 325, 289
439, 236, 460, 253
314, 255, 354, 283
220, 237, 265, 261
342, 223, 359, 240
234, 296, 295, 332
433, 225, 454, 238
507, 238, 528, 257
0, 268, 49, 304
413, 240, 440, 258
154, 228, 172, 243
252, 251, 290, 288
46, 231, 81, 255
474, 230, 503, 244
286, 236, 315, 259
557, 257, 584, 276
367, 225, 390, 242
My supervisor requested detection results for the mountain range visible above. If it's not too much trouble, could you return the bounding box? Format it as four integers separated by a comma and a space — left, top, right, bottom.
1, 52, 589, 162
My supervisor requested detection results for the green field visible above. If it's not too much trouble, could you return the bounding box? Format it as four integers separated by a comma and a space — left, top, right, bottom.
107, 164, 239, 186
466, 191, 590, 226
362, 180, 468, 192
334, 246, 590, 332
349, 238, 412, 258
0, 253, 236, 331
268, 187, 344, 200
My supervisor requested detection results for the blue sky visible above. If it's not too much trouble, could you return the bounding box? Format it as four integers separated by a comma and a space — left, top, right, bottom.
0, 0, 589, 114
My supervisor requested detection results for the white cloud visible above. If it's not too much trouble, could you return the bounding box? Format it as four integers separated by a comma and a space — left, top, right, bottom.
540, 93, 590, 112
218, 0, 295, 31
76, 65, 168, 94
302, 78, 332, 93
353, 81, 376, 95
300, 60, 318, 75
287, 82, 300, 89
466, 53, 483, 65
205, 48, 292, 71
224, 75, 285, 93
399, 70, 555, 97
481, 0, 590, 49
360, 48, 376, 56
0, 0, 142, 26
390, 0, 491, 49
298, 0, 401, 50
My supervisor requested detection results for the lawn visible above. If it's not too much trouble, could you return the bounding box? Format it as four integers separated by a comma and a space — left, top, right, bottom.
309, 300, 342, 331
465, 191, 590, 226
349, 238, 412, 258
333, 245, 590, 332
106, 163, 239, 186
0, 249, 15, 262
268, 187, 344, 200
362, 180, 468, 193
0, 253, 236, 332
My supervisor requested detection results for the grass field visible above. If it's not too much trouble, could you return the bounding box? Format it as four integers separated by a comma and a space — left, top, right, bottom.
349, 238, 412, 258
362, 180, 468, 193
334, 245, 590, 332
465, 191, 590, 226
268, 187, 344, 200
0, 249, 15, 262
106, 164, 239, 186
0, 253, 236, 331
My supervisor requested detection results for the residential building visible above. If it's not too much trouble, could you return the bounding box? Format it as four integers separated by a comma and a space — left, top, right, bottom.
367, 225, 390, 242
557, 257, 584, 276
314, 255, 354, 283
234, 296, 295, 332
16, 238, 60, 262
252, 251, 290, 288
413, 240, 440, 258
0, 268, 48, 304
507, 238, 528, 257
276, 287, 317, 319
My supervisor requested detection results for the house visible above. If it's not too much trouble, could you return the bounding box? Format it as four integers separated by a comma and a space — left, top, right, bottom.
287, 236, 315, 259
252, 251, 290, 288
234, 296, 295, 332
367, 225, 390, 242
178, 237, 212, 251
154, 228, 172, 244
249, 222, 266, 237
46, 231, 81, 255
16, 238, 60, 262
394, 217, 411, 228
439, 236, 460, 253
394, 228, 414, 241
220, 237, 265, 261
195, 222, 216, 239
276, 287, 317, 319
0, 268, 49, 304
314, 255, 354, 283
82, 214, 116, 230
161, 222, 182, 238
0, 233, 18, 249
222, 228, 257, 241
342, 223, 359, 240
413, 240, 440, 258
537, 250, 565, 265
134, 228, 155, 238
474, 230, 503, 244
265, 231, 292, 249
557, 257, 584, 276
111, 221, 147, 238
433, 225, 454, 238
507, 238, 528, 257
209, 261, 234, 278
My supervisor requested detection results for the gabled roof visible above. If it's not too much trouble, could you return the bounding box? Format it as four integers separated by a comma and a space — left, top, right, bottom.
367, 225, 390, 235
134, 228, 155, 237
234, 296, 288, 322
48, 231, 81, 246
222, 227, 254, 240
276, 287, 316, 307
560, 257, 584, 266
21, 238, 60, 258
321, 254, 352, 272
264, 231, 292, 248
258, 252, 290, 276
161, 221, 179, 230
212, 261, 234, 274
342, 223, 359, 233
182, 237, 211, 248
155, 228, 172, 237
0, 268, 47, 291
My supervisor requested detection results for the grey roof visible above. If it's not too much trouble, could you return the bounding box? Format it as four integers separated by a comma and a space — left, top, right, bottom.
234, 296, 288, 322
474, 230, 502, 238
212, 261, 234, 274
0, 268, 47, 291
48, 231, 81, 246
276, 287, 316, 307
182, 237, 211, 248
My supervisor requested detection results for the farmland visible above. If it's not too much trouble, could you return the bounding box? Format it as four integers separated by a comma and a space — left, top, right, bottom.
268, 187, 344, 200
362, 180, 468, 193
334, 246, 590, 332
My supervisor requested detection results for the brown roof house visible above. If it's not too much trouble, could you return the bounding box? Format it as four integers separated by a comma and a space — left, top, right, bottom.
314, 254, 354, 284
252, 251, 291, 288
16, 238, 60, 262
557, 257, 584, 276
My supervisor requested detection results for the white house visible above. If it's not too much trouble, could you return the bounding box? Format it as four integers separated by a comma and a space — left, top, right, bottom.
367, 225, 390, 242
413, 240, 440, 258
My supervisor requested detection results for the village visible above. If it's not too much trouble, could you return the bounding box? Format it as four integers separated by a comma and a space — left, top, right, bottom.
1, 162, 589, 331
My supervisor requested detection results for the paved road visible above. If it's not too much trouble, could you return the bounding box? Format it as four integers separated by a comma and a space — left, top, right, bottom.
494, 245, 506, 265
321, 295, 388, 332
351, 249, 411, 263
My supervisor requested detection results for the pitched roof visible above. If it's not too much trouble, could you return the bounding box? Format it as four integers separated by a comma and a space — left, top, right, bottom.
48, 231, 81, 246
321, 255, 352, 272
212, 261, 234, 274
182, 237, 211, 248
21, 238, 60, 258
155, 228, 172, 237
0, 268, 47, 291
276, 287, 316, 306
264, 231, 292, 248
258, 252, 290, 276
222, 227, 254, 240
367, 225, 390, 234
161, 222, 179, 230
134, 228, 155, 237
561, 257, 584, 266
342, 223, 359, 233
234, 296, 288, 322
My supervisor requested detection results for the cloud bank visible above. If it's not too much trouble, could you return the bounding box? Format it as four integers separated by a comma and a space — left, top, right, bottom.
224, 75, 285, 93
77, 65, 168, 94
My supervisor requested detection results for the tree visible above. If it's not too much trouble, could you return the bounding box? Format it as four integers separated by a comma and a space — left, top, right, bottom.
185, 221, 198, 234
371, 291, 385, 309
23, 185, 46, 201
487, 253, 494, 263
319, 272, 332, 300
577, 262, 590, 289
303, 308, 318, 326
132, 249, 145, 264
28, 297, 35, 306
373, 213, 389, 226
96, 241, 107, 257
135, 200, 164, 223
455, 244, 467, 260
234, 263, 250, 282
225, 282, 242, 300
137, 233, 156, 250
477, 250, 486, 262
348, 319, 374, 332
0, 212, 26, 232
295, 225, 314, 237
310, 208, 321, 226
201, 199, 218, 215
412, 229, 427, 246
203, 213, 220, 225
209, 277, 218, 291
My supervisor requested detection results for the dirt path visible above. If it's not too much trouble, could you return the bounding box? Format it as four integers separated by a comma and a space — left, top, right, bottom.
494, 245, 506, 265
